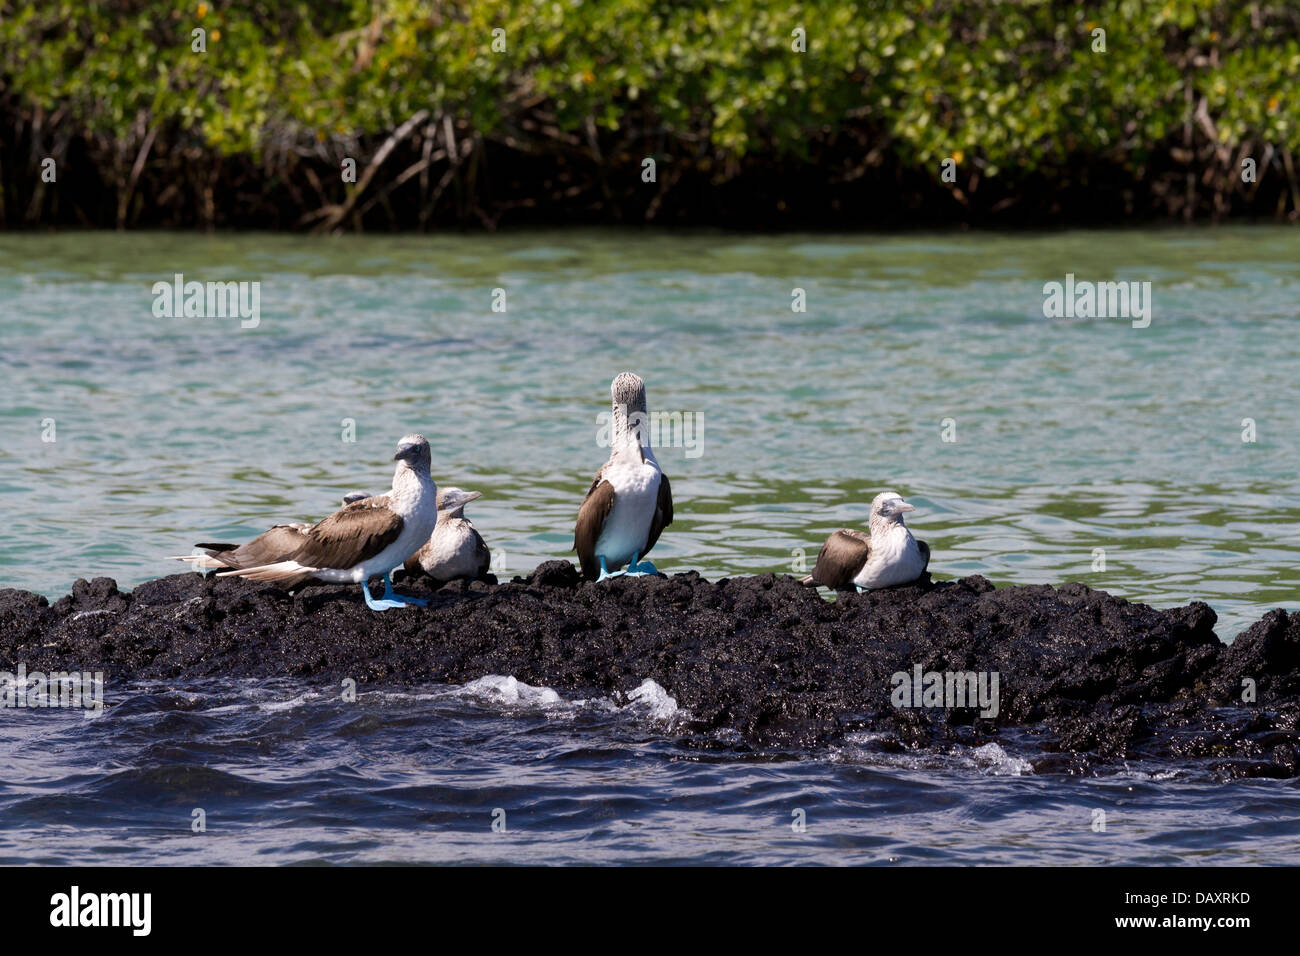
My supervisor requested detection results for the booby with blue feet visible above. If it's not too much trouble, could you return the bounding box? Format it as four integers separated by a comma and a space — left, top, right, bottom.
574, 372, 673, 582
217, 435, 438, 610
801, 491, 929, 592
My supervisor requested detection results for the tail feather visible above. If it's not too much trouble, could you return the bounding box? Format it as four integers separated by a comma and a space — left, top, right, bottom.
170, 554, 228, 570
217, 561, 317, 589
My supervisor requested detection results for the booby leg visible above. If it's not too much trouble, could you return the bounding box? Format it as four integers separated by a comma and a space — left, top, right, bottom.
595, 555, 626, 582
362, 573, 428, 610
380, 572, 428, 607
625, 551, 659, 576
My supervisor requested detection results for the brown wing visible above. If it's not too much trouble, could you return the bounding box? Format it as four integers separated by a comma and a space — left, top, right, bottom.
917, 539, 930, 573
290, 496, 405, 569
810, 529, 872, 591
573, 466, 615, 581
403, 541, 428, 577
641, 471, 674, 559
200, 525, 309, 570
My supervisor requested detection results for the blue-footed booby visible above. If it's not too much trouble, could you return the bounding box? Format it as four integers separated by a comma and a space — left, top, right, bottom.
403, 487, 490, 583
171, 492, 372, 572
217, 436, 438, 610
801, 492, 929, 591
574, 372, 674, 581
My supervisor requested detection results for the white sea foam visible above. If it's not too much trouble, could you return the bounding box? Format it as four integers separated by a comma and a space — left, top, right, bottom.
970, 742, 1035, 776
133, 674, 688, 729
256, 691, 323, 713
457, 675, 563, 708
1111, 763, 1182, 782
839, 732, 1035, 776
453, 675, 691, 726
623, 679, 688, 722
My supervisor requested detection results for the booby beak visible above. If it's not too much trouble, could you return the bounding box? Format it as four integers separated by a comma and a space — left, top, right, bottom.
895, 500, 916, 513
439, 488, 483, 511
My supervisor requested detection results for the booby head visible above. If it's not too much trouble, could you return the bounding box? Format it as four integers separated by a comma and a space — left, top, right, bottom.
436, 486, 482, 517
392, 434, 431, 473
870, 491, 915, 527
611, 372, 648, 416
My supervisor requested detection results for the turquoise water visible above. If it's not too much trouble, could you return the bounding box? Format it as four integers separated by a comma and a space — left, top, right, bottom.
1, 228, 1298, 637
4, 228, 1300, 866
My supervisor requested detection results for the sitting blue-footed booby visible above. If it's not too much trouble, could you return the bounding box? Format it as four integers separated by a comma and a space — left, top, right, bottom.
574, 372, 674, 582
403, 487, 490, 583
217, 436, 438, 610
171, 492, 372, 572
801, 492, 929, 591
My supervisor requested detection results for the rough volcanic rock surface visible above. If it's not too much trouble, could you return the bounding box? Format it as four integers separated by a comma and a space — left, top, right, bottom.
2, 565, 1297, 778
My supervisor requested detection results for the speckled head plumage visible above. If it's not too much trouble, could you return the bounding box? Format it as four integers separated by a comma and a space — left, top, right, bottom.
611, 372, 648, 416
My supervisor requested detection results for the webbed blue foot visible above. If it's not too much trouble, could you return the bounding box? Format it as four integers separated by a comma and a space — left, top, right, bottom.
626, 558, 659, 576
364, 573, 428, 610
856, 585, 866, 593
595, 556, 626, 582
364, 594, 409, 610
622, 551, 658, 577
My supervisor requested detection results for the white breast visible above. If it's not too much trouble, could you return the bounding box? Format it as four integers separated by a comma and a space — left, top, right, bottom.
853, 524, 925, 589
595, 458, 661, 569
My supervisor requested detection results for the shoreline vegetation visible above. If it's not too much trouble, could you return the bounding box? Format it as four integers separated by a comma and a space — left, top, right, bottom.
2, 1, 1299, 232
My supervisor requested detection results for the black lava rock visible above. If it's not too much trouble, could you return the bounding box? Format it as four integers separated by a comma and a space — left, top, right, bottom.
2, 568, 1297, 778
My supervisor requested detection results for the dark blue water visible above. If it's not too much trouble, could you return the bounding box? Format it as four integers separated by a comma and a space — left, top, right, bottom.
3, 676, 1298, 864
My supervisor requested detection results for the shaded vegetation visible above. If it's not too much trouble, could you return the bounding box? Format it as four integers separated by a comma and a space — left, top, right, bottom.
2, 0, 1298, 229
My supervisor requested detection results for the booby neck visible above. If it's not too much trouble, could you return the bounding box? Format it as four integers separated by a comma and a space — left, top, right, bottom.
868, 510, 910, 540
608, 383, 658, 466
389, 453, 433, 512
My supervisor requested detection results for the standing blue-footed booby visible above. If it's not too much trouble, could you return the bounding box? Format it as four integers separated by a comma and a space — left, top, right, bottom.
171, 492, 372, 572
217, 436, 438, 610
801, 492, 929, 591
404, 487, 490, 583
574, 372, 674, 581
